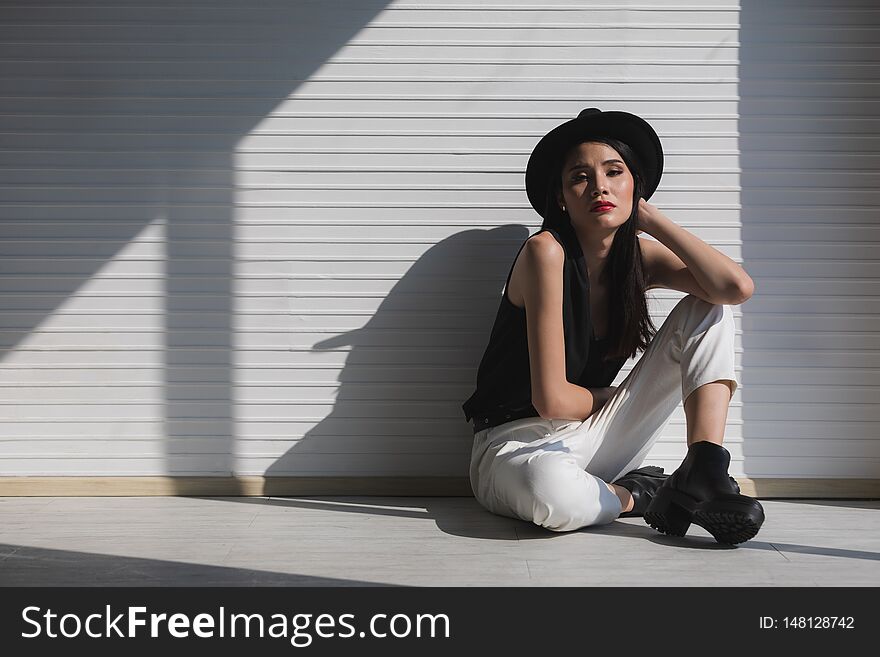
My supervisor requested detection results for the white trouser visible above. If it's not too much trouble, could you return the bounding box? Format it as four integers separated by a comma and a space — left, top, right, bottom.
469, 294, 739, 532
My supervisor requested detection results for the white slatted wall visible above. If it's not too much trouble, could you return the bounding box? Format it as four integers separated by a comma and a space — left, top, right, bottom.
737, 0, 879, 478
0, 0, 877, 482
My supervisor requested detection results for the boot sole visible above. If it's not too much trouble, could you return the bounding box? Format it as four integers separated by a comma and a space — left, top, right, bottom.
644, 486, 765, 545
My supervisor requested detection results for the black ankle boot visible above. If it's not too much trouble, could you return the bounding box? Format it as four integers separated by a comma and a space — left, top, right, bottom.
644, 441, 765, 545
612, 465, 669, 518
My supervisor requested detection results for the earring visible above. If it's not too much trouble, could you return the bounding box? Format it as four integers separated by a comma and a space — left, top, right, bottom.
561, 205, 566, 212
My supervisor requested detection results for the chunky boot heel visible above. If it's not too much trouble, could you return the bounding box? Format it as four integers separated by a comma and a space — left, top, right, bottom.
644, 486, 692, 536
693, 496, 765, 545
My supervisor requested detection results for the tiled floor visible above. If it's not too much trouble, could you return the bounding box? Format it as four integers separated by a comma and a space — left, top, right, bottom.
1, 496, 877, 586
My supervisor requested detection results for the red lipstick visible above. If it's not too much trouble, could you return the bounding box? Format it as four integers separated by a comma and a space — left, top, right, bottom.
590, 201, 616, 213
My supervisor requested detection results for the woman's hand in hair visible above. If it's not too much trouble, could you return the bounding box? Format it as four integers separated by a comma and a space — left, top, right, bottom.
636, 198, 666, 236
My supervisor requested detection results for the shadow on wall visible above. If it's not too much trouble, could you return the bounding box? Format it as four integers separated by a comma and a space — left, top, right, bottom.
266, 224, 531, 479
738, 0, 880, 480
0, 1, 392, 489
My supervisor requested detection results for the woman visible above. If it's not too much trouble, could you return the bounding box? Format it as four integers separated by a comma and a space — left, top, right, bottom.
462, 108, 765, 545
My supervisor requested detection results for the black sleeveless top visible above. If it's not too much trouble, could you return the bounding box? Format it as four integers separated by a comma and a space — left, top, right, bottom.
461, 226, 628, 428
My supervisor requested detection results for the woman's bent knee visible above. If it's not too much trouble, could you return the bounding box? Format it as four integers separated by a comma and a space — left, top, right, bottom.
520, 456, 617, 531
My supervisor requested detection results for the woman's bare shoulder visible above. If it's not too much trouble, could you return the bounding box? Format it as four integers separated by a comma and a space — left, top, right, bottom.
527, 229, 563, 252
507, 231, 564, 308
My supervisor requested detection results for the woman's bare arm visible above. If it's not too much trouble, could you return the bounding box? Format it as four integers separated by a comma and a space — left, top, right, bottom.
520, 232, 614, 421
639, 199, 753, 304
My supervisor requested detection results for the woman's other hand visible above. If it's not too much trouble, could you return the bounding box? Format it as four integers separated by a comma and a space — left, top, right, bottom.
590, 386, 618, 413
600, 385, 619, 405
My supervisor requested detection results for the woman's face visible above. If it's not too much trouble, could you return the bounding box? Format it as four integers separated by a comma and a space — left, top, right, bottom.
557, 141, 635, 232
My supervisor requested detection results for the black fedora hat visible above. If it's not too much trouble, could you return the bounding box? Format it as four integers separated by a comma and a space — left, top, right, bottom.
525, 107, 664, 218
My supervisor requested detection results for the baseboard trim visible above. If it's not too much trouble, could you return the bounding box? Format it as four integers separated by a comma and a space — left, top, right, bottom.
738, 478, 880, 499
0, 476, 878, 498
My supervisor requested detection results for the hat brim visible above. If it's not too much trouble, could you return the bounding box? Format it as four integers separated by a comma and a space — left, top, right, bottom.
525, 110, 664, 218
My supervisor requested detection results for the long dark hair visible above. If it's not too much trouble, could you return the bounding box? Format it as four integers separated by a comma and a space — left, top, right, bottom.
540, 136, 657, 361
